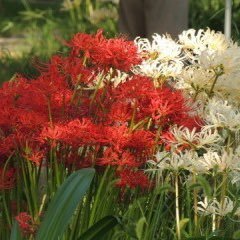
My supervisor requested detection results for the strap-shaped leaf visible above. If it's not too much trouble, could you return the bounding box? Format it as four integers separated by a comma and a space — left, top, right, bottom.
36, 168, 95, 240
79, 215, 120, 240
10, 221, 22, 240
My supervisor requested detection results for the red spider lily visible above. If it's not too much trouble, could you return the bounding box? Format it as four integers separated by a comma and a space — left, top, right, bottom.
55, 118, 100, 146
114, 75, 155, 100
107, 101, 133, 125
23, 150, 45, 166
127, 130, 155, 152
0, 30, 200, 189
0, 168, 16, 190
40, 126, 64, 142
61, 56, 96, 85
69, 31, 102, 58
98, 148, 140, 167
69, 30, 141, 72
15, 212, 37, 236
116, 169, 150, 190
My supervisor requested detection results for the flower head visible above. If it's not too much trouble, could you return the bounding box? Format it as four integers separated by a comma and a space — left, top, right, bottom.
198, 196, 234, 216
0, 168, 16, 190
15, 212, 37, 236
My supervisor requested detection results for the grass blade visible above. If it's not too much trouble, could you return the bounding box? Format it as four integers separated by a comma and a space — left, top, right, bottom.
36, 168, 95, 240
10, 221, 22, 240
78, 215, 120, 240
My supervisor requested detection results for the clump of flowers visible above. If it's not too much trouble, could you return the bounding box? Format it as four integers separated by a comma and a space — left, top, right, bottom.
15, 212, 37, 236
0, 30, 197, 193
142, 28, 240, 238
1, 29, 240, 239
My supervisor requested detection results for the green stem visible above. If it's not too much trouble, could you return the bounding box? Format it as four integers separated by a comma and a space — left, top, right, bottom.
175, 173, 181, 240
69, 205, 82, 240
218, 171, 228, 228
27, 161, 38, 217
89, 166, 110, 226
21, 159, 34, 217
186, 186, 193, 235
209, 69, 223, 97
1, 153, 14, 226
212, 172, 217, 232
53, 148, 61, 187
193, 89, 200, 102
90, 73, 104, 107
2, 191, 12, 227
193, 174, 198, 233
71, 74, 82, 104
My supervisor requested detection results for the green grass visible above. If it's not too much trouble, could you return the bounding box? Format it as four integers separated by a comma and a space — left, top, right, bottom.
0, 0, 117, 84
189, 0, 240, 41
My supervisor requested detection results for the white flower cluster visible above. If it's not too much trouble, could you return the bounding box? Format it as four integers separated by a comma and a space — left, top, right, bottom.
138, 29, 240, 180
140, 29, 240, 224
204, 97, 240, 131
148, 147, 240, 174
133, 34, 184, 79
198, 196, 240, 217
134, 28, 240, 98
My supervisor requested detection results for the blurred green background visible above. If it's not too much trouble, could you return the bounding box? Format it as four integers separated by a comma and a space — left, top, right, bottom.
0, 0, 240, 83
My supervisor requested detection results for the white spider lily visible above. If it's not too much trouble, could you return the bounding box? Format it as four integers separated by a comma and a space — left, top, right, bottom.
205, 97, 240, 131
147, 151, 170, 170
132, 60, 183, 79
179, 66, 215, 90
135, 34, 183, 62
106, 68, 129, 87
198, 197, 234, 216
195, 44, 240, 97
166, 152, 192, 171
198, 150, 235, 172
170, 126, 222, 149
148, 150, 193, 171
179, 28, 236, 57
210, 197, 233, 216
199, 48, 240, 84
198, 151, 221, 172
134, 33, 184, 79
187, 154, 210, 173
92, 68, 129, 88
178, 29, 207, 55
197, 198, 216, 216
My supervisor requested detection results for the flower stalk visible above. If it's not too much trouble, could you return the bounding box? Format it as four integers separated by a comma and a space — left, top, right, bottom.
175, 173, 181, 240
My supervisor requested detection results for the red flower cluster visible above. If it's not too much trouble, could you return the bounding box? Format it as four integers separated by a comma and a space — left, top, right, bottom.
0, 31, 199, 189
116, 169, 150, 189
0, 168, 16, 190
15, 212, 37, 236
69, 30, 141, 72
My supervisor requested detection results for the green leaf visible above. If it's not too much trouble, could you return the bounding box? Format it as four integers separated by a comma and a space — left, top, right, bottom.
187, 237, 206, 240
78, 215, 120, 240
1, 21, 14, 33
207, 230, 234, 239
135, 217, 147, 240
10, 221, 22, 240
208, 237, 234, 240
36, 168, 95, 240
233, 230, 240, 239
188, 182, 201, 190
179, 218, 189, 231
196, 175, 212, 197
155, 183, 174, 195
